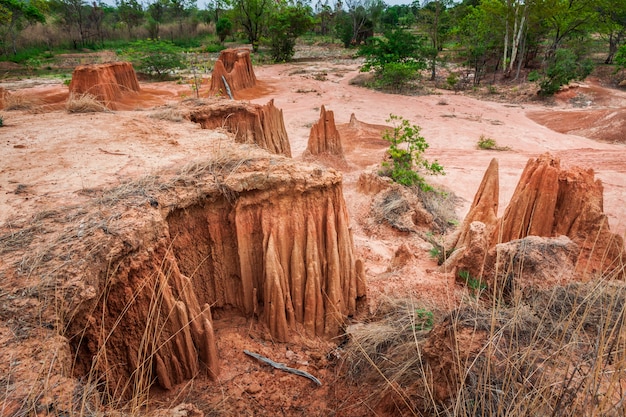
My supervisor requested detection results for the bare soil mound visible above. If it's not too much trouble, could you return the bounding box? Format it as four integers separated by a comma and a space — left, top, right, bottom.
527, 107, 626, 143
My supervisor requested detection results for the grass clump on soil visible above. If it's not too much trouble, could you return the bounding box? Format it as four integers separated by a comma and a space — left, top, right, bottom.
65, 93, 109, 113
3, 91, 41, 110
343, 278, 626, 416
149, 106, 184, 122
477, 134, 510, 151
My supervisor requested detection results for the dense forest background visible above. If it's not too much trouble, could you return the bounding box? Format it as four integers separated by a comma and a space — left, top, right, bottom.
2, 0, 626, 94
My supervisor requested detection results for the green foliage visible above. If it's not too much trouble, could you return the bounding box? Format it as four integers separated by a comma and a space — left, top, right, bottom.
0, 114, 3, 127
216, 16, 232, 43
413, 308, 434, 331
380, 114, 444, 190
334, 12, 354, 48
539, 48, 594, 96
359, 26, 425, 73
123, 39, 184, 78
477, 135, 496, 149
0, 0, 46, 56
446, 73, 459, 90
459, 269, 487, 296
527, 70, 540, 82
268, 3, 314, 62
375, 61, 421, 91
616, 44, 626, 69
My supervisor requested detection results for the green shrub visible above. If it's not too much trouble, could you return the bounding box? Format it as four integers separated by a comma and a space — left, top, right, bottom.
0, 114, 3, 127
379, 114, 444, 190
459, 269, 487, 296
539, 48, 594, 96
268, 4, 314, 62
527, 70, 540, 82
376, 61, 421, 91
446, 73, 459, 90
216, 17, 232, 43
123, 40, 184, 79
477, 135, 497, 149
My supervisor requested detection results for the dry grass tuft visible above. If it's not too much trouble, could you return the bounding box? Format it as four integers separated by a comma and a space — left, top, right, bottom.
149, 106, 184, 122
4, 91, 42, 110
344, 279, 626, 416
65, 93, 109, 113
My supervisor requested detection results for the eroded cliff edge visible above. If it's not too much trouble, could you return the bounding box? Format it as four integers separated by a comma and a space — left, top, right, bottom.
0, 145, 365, 409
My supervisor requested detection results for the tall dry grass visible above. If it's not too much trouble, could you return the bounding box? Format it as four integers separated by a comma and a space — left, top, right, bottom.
344, 275, 626, 416
3, 91, 42, 111
65, 93, 109, 113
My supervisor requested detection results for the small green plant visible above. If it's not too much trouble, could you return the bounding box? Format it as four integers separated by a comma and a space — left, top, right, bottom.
459, 269, 487, 296
477, 135, 497, 149
380, 114, 444, 190
477, 134, 510, 151
0, 114, 4, 127
414, 308, 434, 331
446, 73, 459, 90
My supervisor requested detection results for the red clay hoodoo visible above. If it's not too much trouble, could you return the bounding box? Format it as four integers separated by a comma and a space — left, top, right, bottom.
68, 61, 140, 104
209, 48, 257, 98
188, 99, 292, 157
303, 105, 347, 167
448, 153, 625, 282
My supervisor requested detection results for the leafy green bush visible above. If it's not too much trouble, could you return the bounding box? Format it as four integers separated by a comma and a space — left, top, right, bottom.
376, 61, 421, 91
268, 4, 314, 62
216, 17, 232, 43
539, 48, 594, 96
380, 114, 444, 190
527, 70, 540, 82
0, 114, 4, 127
123, 40, 184, 79
359, 27, 425, 74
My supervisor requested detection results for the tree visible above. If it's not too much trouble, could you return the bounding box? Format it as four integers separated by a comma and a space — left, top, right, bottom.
456, 5, 500, 85
216, 16, 231, 42
146, 0, 167, 39
269, 2, 313, 62
124, 39, 183, 78
0, 0, 46, 55
538, 48, 593, 95
418, 0, 452, 81
49, 0, 90, 48
596, 0, 626, 64
359, 26, 425, 72
335, 0, 383, 47
359, 27, 427, 91
117, 0, 144, 37
233, 0, 272, 51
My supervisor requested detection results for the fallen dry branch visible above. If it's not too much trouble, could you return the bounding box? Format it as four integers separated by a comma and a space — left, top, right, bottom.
244, 350, 322, 386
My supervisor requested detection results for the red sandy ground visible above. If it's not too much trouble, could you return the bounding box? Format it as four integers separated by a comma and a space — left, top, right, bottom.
1, 49, 626, 415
